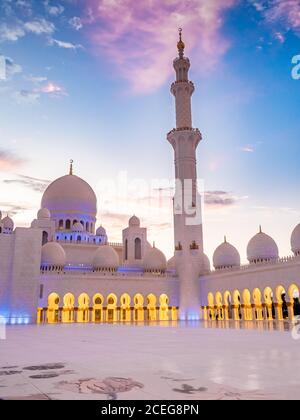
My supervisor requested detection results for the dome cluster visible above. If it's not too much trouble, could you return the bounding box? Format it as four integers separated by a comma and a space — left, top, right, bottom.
212, 226, 297, 270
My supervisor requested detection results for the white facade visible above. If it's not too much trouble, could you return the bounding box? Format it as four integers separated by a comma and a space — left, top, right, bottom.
0, 32, 299, 325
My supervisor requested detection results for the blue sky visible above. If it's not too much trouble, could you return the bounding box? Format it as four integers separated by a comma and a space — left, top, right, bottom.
0, 0, 300, 261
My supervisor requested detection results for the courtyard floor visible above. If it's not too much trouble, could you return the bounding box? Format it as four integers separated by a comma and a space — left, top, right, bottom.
0, 321, 299, 400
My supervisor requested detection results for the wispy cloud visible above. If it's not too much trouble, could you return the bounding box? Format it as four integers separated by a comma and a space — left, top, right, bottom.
0, 201, 32, 215
3, 174, 50, 193
44, 1, 64, 16
3, 56, 23, 79
69, 16, 83, 31
204, 191, 242, 208
250, 0, 300, 39
240, 145, 255, 153
0, 23, 25, 42
24, 18, 55, 35
49, 38, 83, 50
13, 89, 40, 104
264, 0, 300, 32
84, 0, 237, 94
36, 81, 66, 96
0, 149, 25, 171
0, 18, 55, 43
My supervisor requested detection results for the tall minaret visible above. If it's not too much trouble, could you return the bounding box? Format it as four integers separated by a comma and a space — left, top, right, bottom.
167, 29, 204, 320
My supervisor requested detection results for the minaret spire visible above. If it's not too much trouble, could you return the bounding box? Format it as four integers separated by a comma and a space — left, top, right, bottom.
177, 28, 185, 58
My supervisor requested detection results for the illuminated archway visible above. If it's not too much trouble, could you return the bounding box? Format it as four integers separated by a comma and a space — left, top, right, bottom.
107, 293, 117, 322
47, 293, 60, 324
120, 293, 131, 322
62, 293, 75, 323
134, 294, 144, 322
207, 292, 215, 320
288, 284, 300, 320
147, 294, 157, 321
159, 294, 169, 321
253, 288, 263, 321
264, 287, 274, 320
224, 291, 232, 320
232, 290, 241, 321
242, 289, 252, 321
77, 293, 90, 323
276, 285, 287, 320
92, 293, 104, 323
215, 292, 223, 321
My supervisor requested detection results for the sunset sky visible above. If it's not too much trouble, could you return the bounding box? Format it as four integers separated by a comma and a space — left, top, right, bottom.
0, 0, 300, 261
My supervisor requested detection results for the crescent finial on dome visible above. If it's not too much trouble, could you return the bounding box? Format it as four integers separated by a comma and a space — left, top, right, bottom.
69, 159, 74, 175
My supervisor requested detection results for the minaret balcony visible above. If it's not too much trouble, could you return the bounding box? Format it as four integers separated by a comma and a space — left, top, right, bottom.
167, 127, 201, 136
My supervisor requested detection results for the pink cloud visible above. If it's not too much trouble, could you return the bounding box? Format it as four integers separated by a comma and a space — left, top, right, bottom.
36, 82, 67, 96
83, 0, 237, 93
264, 0, 300, 32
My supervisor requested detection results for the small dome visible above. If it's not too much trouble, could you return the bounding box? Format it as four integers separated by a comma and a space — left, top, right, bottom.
41, 242, 66, 267
96, 226, 107, 236
167, 255, 175, 271
129, 215, 140, 227
2, 216, 14, 231
37, 208, 51, 220
72, 222, 84, 232
247, 228, 279, 263
93, 245, 119, 269
213, 238, 240, 269
143, 247, 167, 272
291, 224, 300, 255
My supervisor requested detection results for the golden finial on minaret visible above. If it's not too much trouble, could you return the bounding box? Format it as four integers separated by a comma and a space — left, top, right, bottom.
69, 159, 74, 175
177, 28, 185, 58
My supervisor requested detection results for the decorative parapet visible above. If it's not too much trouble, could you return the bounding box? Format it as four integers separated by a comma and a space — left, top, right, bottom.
208, 254, 300, 276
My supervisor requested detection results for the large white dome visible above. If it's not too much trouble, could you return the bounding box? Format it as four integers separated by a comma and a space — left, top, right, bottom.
247, 228, 279, 263
93, 245, 119, 269
213, 239, 240, 269
143, 247, 167, 272
41, 242, 66, 267
41, 174, 97, 218
291, 224, 300, 255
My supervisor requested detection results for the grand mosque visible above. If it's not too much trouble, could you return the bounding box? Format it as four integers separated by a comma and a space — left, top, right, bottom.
0, 31, 300, 326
